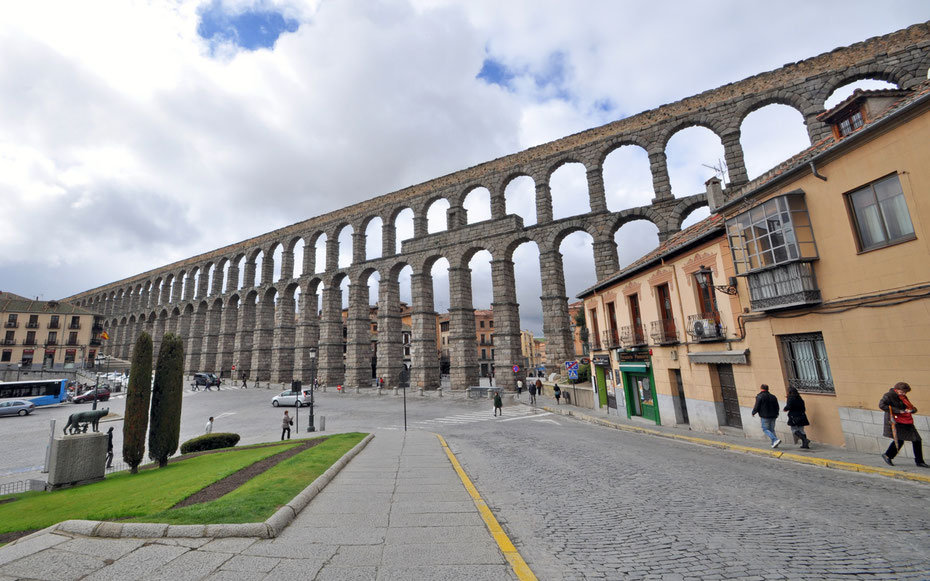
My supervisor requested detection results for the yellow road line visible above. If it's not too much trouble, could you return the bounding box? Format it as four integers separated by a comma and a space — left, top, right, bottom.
434, 434, 537, 581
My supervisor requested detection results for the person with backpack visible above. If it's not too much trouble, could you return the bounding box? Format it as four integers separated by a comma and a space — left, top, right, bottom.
554, 384, 562, 404
528, 381, 537, 405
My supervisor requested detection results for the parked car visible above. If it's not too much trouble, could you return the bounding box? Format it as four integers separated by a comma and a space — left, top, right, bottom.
71, 386, 111, 404
0, 400, 36, 416
192, 373, 222, 390
271, 389, 313, 407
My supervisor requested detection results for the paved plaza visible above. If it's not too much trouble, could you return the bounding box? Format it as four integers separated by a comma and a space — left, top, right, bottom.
2, 389, 930, 579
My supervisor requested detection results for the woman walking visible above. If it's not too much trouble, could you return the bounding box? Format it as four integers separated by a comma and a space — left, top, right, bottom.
281, 410, 293, 441
493, 391, 503, 416
879, 382, 928, 467
554, 384, 562, 405
783, 387, 811, 449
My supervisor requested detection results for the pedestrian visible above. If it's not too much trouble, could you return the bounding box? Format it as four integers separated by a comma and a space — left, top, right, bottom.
493, 391, 503, 416
751, 384, 781, 448
517, 379, 523, 396
105, 426, 114, 468
783, 387, 810, 449
554, 383, 561, 404
281, 410, 293, 440
529, 381, 537, 405
205, 416, 214, 435
379, 376, 384, 389
241, 371, 247, 388
879, 381, 928, 468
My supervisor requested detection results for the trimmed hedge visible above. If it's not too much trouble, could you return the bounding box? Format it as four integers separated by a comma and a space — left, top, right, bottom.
180, 432, 241, 454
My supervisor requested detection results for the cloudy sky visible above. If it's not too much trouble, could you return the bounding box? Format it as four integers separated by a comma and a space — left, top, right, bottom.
0, 1, 926, 335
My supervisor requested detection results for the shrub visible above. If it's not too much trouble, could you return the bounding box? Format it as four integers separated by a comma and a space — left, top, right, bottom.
149, 333, 184, 468
123, 332, 153, 474
180, 433, 241, 454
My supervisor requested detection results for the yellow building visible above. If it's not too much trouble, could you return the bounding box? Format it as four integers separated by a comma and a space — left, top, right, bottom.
580, 83, 930, 452
1, 292, 104, 374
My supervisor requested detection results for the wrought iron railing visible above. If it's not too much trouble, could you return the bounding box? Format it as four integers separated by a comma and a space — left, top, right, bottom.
686, 313, 726, 341
649, 319, 679, 344
619, 324, 647, 347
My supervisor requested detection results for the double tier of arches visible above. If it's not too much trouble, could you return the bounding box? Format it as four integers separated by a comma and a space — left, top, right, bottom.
65, 23, 930, 390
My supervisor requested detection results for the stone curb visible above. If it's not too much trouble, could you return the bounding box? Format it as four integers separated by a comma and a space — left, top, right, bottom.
545, 406, 930, 485
39, 433, 375, 542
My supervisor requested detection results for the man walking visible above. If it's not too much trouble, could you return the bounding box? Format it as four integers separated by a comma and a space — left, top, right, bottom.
205, 416, 214, 435
281, 410, 292, 440
529, 381, 537, 405
105, 426, 114, 468
751, 384, 781, 448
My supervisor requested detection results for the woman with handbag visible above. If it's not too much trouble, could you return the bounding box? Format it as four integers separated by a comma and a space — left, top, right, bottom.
783, 387, 811, 449
281, 410, 293, 441
879, 382, 928, 467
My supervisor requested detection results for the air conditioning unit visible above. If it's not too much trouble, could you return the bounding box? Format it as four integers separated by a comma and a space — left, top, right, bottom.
692, 319, 718, 338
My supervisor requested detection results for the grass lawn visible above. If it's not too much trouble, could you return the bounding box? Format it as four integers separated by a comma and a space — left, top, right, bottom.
0, 432, 367, 536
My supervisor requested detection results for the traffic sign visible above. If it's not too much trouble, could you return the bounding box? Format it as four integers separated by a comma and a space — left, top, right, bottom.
512, 365, 520, 373
568, 369, 579, 380
564, 360, 579, 372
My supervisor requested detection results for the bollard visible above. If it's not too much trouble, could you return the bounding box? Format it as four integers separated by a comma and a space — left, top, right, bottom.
355, 386, 360, 394
437, 388, 443, 398
319, 416, 325, 431
393, 387, 398, 396
418, 387, 424, 397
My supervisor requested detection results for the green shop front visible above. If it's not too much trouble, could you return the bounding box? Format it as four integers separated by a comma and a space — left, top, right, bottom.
616, 349, 659, 424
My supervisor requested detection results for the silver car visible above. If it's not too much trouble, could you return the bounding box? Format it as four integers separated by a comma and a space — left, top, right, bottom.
271, 390, 313, 407
0, 400, 36, 417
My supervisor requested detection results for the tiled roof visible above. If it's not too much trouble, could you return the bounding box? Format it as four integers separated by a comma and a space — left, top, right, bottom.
0, 296, 98, 316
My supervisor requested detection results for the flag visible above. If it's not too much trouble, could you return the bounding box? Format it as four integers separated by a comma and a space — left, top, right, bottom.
101, 331, 110, 340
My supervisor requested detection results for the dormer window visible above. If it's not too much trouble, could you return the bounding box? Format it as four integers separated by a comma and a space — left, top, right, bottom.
837, 110, 864, 136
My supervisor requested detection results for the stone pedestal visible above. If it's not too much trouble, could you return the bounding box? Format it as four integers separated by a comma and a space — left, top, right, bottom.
47, 433, 107, 490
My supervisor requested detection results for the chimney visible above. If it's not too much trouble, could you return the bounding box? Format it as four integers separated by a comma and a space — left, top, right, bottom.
705, 177, 725, 213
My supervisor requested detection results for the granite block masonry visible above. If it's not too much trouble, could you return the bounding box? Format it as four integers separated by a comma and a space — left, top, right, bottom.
47, 432, 107, 490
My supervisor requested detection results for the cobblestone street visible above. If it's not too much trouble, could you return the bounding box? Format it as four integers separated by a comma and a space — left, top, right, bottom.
440, 405, 930, 580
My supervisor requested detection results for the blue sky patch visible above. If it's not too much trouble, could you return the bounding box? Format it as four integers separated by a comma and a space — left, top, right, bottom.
477, 58, 516, 89
198, 1, 299, 52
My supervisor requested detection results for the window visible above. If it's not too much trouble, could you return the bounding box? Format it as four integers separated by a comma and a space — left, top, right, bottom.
25, 331, 36, 345
847, 174, 915, 251
780, 332, 834, 394
489, 321, 494, 328
726, 193, 818, 275
27, 315, 38, 328
5, 314, 16, 327
49, 315, 59, 329
48, 331, 57, 345
3, 331, 13, 344
1, 350, 10, 362
70, 316, 80, 329
481, 348, 487, 359
68, 332, 78, 345
837, 110, 864, 136
480, 320, 485, 328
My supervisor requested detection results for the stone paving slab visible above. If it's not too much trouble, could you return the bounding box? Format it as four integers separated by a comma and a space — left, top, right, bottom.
0, 431, 520, 581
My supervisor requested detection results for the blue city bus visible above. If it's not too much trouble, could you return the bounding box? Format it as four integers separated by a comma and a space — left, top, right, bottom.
0, 379, 69, 406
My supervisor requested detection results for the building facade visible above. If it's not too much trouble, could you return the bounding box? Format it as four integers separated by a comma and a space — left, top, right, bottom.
1, 292, 103, 373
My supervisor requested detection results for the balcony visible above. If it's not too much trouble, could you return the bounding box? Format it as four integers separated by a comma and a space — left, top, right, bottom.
26, 322, 39, 329
46, 339, 58, 346
69, 323, 81, 330
47, 322, 59, 329
66, 340, 79, 346
686, 313, 727, 341
619, 324, 647, 347
601, 330, 621, 349
746, 262, 822, 312
588, 338, 603, 351
23, 338, 37, 346
2, 338, 15, 345
650, 319, 679, 345
90, 338, 102, 346
4, 321, 17, 328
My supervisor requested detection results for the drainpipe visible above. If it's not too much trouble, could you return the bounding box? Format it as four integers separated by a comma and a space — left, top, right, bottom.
809, 161, 828, 181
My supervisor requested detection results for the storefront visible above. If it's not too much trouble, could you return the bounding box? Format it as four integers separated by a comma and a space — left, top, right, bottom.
617, 349, 659, 424
591, 354, 612, 410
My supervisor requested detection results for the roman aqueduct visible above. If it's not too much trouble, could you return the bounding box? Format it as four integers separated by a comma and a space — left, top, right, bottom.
65, 22, 930, 391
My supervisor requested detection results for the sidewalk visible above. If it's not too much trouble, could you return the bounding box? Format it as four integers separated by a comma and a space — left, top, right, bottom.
0, 430, 527, 581
525, 391, 930, 485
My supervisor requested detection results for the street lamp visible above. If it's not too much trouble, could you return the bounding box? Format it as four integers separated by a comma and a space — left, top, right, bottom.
694, 266, 738, 295
307, 348, 317, 432
16, 362, 21, 381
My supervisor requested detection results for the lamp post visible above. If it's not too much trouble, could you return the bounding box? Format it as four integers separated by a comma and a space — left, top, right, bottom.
694, 266, 738, 295
307, 348, 316, 432
16, 362, 21, 381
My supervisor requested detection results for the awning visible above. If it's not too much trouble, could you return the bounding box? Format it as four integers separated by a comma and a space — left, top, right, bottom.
687, 350, 750, 365
619, 363, 649, 372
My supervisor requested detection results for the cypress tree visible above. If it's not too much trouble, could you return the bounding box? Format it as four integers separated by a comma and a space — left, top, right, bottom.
122, 332, 153, 474
148, 333, 185, 468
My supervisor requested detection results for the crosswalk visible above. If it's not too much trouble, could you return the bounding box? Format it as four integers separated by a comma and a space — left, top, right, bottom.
377, 406, 557, 430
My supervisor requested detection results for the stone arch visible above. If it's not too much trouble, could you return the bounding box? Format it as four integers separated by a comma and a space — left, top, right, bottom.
816, 65, 910, 106
422, 195, 451, 234
657, 118, 725, 152
670, 197, 711, 231
543, 155, 586, 183
543, 219, 599, 250
461, 185, 493, 225
732, 92, 814, 131
596, 137, 651, 168
608, 207, 665, 236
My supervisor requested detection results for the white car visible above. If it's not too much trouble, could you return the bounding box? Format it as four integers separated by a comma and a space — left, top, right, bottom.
271, 390, 313, 407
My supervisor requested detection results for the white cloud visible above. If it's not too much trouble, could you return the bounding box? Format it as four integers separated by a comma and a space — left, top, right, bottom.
0, 0, 927, 337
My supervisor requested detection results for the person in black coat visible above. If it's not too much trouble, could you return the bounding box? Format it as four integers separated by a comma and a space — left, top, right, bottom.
878, 382, 928, 468
751, 384, 781, 448
783, 387, 810, 449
